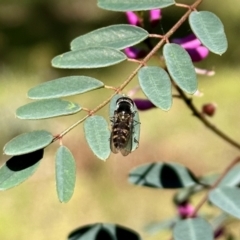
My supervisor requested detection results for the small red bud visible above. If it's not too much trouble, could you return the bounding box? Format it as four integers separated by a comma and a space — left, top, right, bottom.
214, 227, 225, 238
202, 103, 217, 117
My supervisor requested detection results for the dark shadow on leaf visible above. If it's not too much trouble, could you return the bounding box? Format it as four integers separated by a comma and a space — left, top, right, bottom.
96, 229, 112, 240
68, 223, 141, 240
160, 164, 182, 188
141, 182, 158, 188
187, 169, 199, 184
6, 149, 44, 171
129, 163, 156, 185
116, 225, 141, 240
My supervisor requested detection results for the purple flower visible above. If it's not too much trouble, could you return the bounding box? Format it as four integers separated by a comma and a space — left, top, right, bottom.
177, 202, 196, 218
124, 47, 148, 59
126, 9, 162, 27
133, 99, 156, 111
126, 11, 140, 26
172, 34, 209, 62
149, 9, 162, 27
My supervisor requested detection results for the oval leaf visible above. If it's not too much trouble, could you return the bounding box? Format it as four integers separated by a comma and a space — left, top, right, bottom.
109, 94, 140, 153
97, 0, 175, 11
129, 162, 198, 189
145, 217, 179, 234
4, 130, 53, 156
55, 146, 76, 203
173, 218, 214, 240
0, 149, 43, 190
52, 47, 127, 69
209, 187, 240, 219
138, 66, 172, 111
219, 164, 240, 187
16, 99, 81, 120
68, 223, 141, 240
71, 24, 148, 51
189, 11, 228, 55
84, 116, 111, 161
163, 43, 197, 94
28, 76, 104, 99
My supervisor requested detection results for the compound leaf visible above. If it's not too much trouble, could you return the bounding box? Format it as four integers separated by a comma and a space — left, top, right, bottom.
173, 218, 214, 240
16, 99, 81, 119
189, 11, 228, 55
71, 24, 148, 51
52, 47, 127, 69
163, 43, 197, 94
209, 187, 240, 219
84, 116, 111, 161
138, 66, 172, 111
0, 149, 43, 190
129, 162, 198, 189
28, 76, 104, 99
55, 146, 76, 203
4, 130, 53, 156
97, 0, 175, 11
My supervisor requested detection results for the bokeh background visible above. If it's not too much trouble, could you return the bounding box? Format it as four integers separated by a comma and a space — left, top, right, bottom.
0, 0, 240, 239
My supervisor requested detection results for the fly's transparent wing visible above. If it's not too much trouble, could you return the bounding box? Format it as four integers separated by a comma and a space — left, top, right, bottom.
110, 112, 119, 154
120, 124, 133, 156
110, 130, 119, 154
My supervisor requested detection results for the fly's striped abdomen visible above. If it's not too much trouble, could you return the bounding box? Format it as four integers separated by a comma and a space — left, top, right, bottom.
112, 122, 131, 149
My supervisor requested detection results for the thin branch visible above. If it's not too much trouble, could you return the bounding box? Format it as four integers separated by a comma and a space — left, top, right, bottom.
168, 156, 240, 240
148, 33, 164, 38
127, 58, 145, 65
54, 0, 204, 139
56, 91, 118, 139
189, 156, 240, 217
175, 85, 240, 150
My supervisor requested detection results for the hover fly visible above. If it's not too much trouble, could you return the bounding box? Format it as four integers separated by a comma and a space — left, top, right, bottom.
110, 96, 137, 156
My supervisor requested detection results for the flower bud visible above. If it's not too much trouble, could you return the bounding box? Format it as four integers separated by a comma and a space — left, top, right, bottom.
124, 47, 148, 59
214, 227, 225, 238
149, 9, 161, 27
177, 202, 196, 218
126, 11, 140, 26
202, 103, 217, 117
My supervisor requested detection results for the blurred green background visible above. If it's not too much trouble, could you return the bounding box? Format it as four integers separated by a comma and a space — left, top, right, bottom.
0, 0, 240, 239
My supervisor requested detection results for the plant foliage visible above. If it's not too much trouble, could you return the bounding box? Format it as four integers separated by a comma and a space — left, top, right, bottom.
2, 0, 238, 239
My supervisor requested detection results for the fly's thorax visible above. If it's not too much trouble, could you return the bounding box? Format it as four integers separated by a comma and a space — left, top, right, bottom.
116, 112, 132, 123
115, 97, 135, 114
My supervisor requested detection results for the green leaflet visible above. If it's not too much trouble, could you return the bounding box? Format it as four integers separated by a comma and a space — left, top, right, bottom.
55, 146, 76, 203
